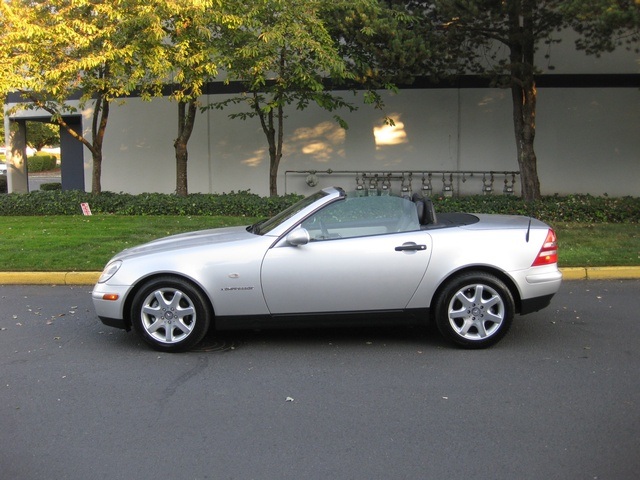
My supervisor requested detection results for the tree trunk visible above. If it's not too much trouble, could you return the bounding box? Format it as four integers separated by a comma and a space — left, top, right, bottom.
269, 150, 279, 198
268, 103, 284, 198
267, 50, 287, 197
91, 149, 102, 194
253, 92, 282, 197
509, 0, 541, 202
511, 81, 541, 202
90, 96, 109, 195
267, 106, 280, 197
175, 139, 188, 197
174, 101, 197, 197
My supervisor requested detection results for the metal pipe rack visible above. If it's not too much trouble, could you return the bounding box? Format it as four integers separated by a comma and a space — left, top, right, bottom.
284, 169, 520, 196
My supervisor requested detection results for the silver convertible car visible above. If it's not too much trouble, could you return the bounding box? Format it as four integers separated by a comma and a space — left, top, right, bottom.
92, 187, 562, 351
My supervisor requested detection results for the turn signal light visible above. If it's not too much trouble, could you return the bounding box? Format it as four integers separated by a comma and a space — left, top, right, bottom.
102, 294, 120, 301
532, 229, 558, 266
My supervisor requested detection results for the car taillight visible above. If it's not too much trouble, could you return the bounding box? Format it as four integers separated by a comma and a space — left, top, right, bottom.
532, 229, 558, 266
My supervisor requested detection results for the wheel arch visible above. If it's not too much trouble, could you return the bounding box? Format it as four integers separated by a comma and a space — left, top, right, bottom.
430, 266, 523, 315
122, 272, 216, 330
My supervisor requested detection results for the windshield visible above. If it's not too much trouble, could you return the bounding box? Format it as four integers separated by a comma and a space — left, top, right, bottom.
253, 190, 328, 235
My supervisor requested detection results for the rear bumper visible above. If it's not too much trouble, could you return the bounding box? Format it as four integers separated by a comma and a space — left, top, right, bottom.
520, 293, 556, 315
525, 268, 563, 285
517, 266, 562, 315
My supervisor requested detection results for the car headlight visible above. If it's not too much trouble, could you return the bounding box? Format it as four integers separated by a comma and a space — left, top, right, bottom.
98, 260, 122, 283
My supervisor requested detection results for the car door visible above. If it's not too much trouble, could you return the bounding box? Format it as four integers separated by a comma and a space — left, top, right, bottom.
260, 195, 433, 314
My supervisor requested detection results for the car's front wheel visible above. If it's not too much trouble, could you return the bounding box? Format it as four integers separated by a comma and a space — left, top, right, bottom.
434, 272, 514, 349
130, 276, 211, 352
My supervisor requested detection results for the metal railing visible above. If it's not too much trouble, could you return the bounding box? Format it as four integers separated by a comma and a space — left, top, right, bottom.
284, 169, 520, 196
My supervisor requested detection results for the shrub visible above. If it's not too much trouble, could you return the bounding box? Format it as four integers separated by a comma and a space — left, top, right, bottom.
0, 190, 637, 223
433, 194, 640, 224
40, 182, 62, 191
0, 190, 305, 217
27, 153, 57, 173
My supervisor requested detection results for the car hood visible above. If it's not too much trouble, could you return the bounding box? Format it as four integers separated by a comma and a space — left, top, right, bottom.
111, 225, 254, 261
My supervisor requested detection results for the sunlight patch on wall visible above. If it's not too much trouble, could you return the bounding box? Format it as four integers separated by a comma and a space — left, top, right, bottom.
242, 147, 266, 167
290, 121, 346, 162
373, 114, 407, 149
477, 91, 507, 110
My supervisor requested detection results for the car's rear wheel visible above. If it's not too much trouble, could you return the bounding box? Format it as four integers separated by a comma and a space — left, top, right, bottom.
130, 276, 211, 352
434, 272, 514, 349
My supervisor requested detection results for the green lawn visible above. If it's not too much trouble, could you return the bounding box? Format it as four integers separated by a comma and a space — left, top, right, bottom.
552, 222, 639, 267
0, 215, 258, 271
0, 216, 638, 271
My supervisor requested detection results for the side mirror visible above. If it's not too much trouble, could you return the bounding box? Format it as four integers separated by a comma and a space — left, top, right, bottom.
286, 228, 310, 246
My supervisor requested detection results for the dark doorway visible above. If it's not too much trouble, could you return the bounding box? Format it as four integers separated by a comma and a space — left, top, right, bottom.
23, 116, 84, 191
59, 117, 84, 191
25, 120, 60, 191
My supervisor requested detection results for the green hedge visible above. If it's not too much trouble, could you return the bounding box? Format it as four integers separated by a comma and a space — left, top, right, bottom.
0, 190, 304, 218
433, 194, 640, 224
0, 190, 638, 223
27, 154, 57, 173
40, 182, 62, 191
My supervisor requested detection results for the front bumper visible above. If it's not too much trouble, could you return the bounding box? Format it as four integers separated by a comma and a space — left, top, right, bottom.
92, 283, 131, 329
98, 315, 130, 331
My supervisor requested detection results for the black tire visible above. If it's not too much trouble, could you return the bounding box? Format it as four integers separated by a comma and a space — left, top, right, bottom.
434, 271, 514, 349
130, 276, 211, 352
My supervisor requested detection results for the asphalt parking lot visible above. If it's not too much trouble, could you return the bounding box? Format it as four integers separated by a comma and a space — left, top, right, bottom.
1, 279, 639, 479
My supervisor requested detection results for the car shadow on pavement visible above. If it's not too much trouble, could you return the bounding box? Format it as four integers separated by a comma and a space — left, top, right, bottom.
191, 323, 447, 353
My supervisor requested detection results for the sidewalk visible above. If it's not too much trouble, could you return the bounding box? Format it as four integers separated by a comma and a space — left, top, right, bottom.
1, 267, 639, 285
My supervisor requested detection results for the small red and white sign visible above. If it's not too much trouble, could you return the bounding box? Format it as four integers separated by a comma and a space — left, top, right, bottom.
80, 203, 92, 216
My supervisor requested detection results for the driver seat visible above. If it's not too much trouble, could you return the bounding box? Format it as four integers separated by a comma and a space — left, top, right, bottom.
413, 193, 437, 226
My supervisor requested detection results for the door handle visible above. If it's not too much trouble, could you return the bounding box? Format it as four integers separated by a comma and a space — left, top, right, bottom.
395, 243, 427, 252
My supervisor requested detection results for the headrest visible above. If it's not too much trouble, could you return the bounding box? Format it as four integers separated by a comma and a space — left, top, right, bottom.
413, 194, 437, 225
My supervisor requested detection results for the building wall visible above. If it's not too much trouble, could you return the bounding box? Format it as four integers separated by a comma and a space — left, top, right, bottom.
96, 81, 639, 197
6, 32, 639, 198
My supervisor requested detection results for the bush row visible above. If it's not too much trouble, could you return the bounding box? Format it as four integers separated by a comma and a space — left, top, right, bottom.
0, 178, 62, 193
40, 182, 62, 191
0, 190, 638, 223
0, 190, 304, 218
27, 154, 58, 173
433, 194, 640, 224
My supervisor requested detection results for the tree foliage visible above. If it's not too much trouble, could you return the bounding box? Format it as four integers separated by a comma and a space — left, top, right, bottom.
26, 122, 59, 151
212, 0, 404, 197
424, 0, 639, 201
145, 0, 244, 196
0, 0, 169, 193
564, 0, 640, 55
2, 0, 637, 198
0, 110, 5, 147
325, 1, 441, 85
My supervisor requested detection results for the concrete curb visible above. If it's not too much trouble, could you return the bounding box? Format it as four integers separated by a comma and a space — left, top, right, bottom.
0, 272, 101, 285
559, 266, 640, 281
1, 268, 639, 285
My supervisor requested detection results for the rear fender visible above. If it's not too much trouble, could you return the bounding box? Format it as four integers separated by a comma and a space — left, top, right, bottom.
427, 266, 523, 315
